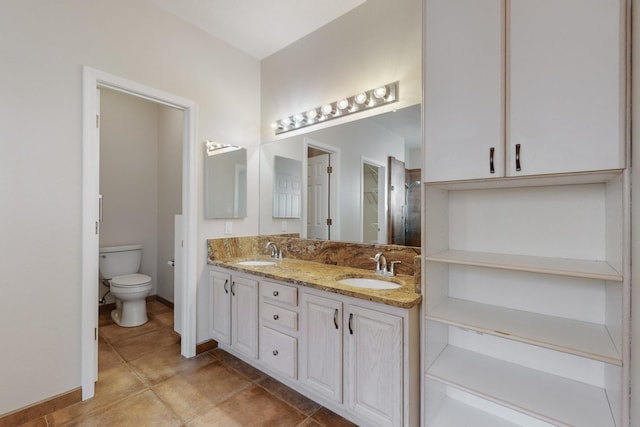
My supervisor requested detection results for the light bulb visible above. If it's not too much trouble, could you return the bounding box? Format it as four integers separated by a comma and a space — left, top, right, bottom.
337, 99, 350, 110
354, 92, 368, 105
306, 109, 318, 121
281, 117, 292, 126
321, 103, 335, 116
293, 113, 304, 123
373, 86, 388, 99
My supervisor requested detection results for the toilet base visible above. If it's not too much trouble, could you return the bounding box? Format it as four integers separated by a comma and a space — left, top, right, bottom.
111, 298, 148, 327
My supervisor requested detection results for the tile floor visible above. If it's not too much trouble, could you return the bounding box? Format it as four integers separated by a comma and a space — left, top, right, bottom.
19, 299, 357, 427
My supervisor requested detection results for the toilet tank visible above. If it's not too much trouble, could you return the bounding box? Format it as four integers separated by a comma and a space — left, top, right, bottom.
99, 244, 143, 279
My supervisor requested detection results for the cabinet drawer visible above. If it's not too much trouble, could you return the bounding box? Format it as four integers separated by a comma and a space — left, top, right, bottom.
261, 301, 298, 332
260, 281, 297, 306
260, 326, 297, 379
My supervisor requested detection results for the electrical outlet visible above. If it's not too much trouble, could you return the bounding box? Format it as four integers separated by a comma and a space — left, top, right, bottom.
225, 221, 232, 235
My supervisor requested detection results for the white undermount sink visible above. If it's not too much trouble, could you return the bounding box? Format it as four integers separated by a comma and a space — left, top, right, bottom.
236, 260, 277, 266
338, 277, 402, 290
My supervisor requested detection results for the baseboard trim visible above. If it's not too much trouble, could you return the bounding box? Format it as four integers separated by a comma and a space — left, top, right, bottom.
155, 295, 174, 309
0, 387, 81, 427
196, 339, 218, 355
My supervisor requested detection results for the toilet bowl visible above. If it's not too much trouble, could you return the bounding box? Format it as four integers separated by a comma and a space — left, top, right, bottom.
109, 273, 152, 327
99, 244, 153, 328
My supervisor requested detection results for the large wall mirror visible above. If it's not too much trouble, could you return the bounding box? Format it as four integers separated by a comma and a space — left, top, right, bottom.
205, 143, 247, 219
259, 104, 421, 246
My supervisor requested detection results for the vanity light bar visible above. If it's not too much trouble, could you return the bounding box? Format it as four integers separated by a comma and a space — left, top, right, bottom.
272, 81, 399, 135
205, 140, 242, 156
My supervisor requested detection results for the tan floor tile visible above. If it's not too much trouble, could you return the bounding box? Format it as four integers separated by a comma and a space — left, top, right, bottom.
98, 336, 123, 371
146, 299, 172, 315
129, 343, 215, 385
188, 385, 306, 427
258, 377, 322, 416
16, 416, 48, 427
111, 328, 181, 362
99, 317, 165, 345
311, 407, 358, 427
71, 390, 182, 427
176, 360, 252, 402
98, 308, 113, 327
46, 364, 146, 426
210, 349, 268, 382
296, 418, 324, 427
151, 310, 175, 327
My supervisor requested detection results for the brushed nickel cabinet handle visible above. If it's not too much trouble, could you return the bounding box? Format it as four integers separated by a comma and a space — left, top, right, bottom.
489, 147, 495, 174
515, 144, 521, 171
223, 279, 229, 294
231, 281, 236, 296
348, 313, 354, 335
334, 309, 339, 329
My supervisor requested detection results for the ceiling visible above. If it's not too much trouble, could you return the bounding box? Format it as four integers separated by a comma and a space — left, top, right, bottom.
148, 0, 367, 59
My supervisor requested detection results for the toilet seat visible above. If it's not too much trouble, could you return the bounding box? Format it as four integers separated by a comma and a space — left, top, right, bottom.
111, 273, 151, 287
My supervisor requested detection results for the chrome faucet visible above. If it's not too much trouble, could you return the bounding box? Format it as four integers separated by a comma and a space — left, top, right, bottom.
371, 252, 401, 276
265, 241, 281, 259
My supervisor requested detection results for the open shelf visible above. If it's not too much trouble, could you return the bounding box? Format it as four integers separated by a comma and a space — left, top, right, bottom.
427, 298, 621, 365
426, 345, 616, 427
426, 395, 520, 427
425, 250, 622, 282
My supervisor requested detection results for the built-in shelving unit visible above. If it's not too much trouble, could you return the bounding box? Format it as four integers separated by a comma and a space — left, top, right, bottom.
422, 173, 629, 427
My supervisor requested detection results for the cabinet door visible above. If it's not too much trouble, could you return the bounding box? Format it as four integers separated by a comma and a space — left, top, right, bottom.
299, 292, 343, 403
508, 0, 624, 176
208, 269, 231, 345
424, 0, 504, 182
346, 305, 403, 427
231, 276, 259, 359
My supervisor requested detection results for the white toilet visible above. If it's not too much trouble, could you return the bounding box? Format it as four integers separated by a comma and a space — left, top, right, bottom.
99, 244, 152, 327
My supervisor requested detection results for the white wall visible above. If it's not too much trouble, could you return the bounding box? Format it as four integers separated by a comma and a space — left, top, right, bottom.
157, 105, 184, 302
0, 0, 259, 415
260, 0, 422, 143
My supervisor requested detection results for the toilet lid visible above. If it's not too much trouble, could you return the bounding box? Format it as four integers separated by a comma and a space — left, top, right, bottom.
111, 273, 151, 286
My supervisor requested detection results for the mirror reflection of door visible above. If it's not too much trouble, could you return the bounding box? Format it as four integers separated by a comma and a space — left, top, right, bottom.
362, 160, 386, 244
307, 147, 332, 239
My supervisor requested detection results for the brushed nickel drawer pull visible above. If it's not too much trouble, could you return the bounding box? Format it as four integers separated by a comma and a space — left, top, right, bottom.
515, 144, 522, 171
489, 147, 495, 174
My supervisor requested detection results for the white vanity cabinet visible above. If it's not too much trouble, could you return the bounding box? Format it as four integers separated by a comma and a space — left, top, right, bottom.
424, 0, 625, 182
299, 287, 418, 427
259, 280, 299, 379
299, 292, 343, 403
208, 265, 419, 427
208, 268, 259, 359
345, 304, 404, 427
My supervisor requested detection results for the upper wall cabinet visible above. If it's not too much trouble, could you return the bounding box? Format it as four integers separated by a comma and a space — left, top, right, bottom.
424, 0, 625, 182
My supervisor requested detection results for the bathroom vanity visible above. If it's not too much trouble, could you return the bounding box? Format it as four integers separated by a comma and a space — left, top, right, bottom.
207, 246, 421, 427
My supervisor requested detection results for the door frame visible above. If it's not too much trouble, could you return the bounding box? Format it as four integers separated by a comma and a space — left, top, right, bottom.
81, 66, 198, 400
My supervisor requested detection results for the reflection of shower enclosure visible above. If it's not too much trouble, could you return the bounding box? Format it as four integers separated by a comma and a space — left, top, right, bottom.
404, 175, 421, 247
388, 156, 421, 246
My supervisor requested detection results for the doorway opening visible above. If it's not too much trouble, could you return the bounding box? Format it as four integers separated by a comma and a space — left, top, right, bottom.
82, 67, 198, 400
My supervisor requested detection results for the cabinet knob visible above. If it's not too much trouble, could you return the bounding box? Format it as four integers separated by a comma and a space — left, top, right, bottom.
272, 350, 279, 356
273, 290, 279, 297
273, 314, 279, 320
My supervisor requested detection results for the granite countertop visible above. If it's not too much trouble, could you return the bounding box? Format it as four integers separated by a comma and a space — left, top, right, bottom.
208, 256, 422, 309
